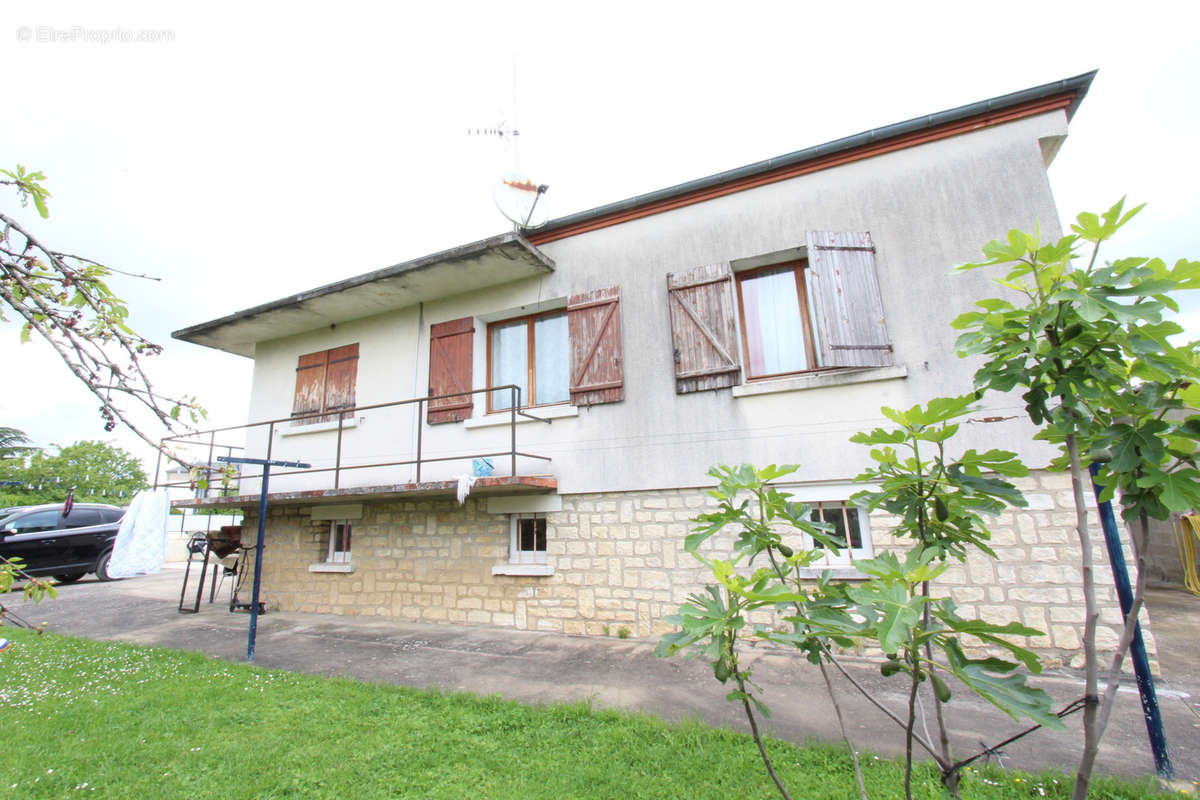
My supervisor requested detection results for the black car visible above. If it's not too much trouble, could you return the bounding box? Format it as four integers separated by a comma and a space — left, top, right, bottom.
0, 503, 126, 582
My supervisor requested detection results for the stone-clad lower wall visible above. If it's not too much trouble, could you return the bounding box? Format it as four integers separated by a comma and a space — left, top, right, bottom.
240, 468, 1153, 668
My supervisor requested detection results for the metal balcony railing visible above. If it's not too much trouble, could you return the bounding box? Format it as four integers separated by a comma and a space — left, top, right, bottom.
153, 385, 552, 496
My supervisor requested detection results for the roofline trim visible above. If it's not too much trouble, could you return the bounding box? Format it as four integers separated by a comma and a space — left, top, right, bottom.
172, 231, 549, 344
526, 71, 1096, 246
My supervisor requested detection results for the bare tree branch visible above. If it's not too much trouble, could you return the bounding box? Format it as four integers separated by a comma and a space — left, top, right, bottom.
1, 166, 203, 467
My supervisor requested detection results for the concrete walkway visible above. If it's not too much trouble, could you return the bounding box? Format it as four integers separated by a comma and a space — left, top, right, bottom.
7, 569, 1198, 786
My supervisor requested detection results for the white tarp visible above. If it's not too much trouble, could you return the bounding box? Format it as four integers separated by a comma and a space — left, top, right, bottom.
107, 488, 170, 578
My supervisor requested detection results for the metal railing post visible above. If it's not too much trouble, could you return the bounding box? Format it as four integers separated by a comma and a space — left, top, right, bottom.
265, 422, 275, 497
207, 430, 216, 497
511, 386, 518, 477
334, 412, 345, 489
416, 399, 423, 483
153, 443, 164, 490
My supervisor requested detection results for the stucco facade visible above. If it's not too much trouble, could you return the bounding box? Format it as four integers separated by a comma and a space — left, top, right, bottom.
236, 109, 1069, 496
173, 73, 1147, 662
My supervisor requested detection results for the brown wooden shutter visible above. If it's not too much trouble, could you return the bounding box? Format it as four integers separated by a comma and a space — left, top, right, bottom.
292, 350, 328, 420
428, 317, 474, 424
806, 231, 893, 368
568, 286, 624, 406
666, 263, 741, 393
323, 343, 359, 415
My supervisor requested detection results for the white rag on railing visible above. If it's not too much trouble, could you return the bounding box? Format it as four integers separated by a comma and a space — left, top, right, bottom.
107, 488, 170, 578
456, 473, 478, 504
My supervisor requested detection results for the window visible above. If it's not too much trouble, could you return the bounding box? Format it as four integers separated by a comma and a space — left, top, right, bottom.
429, 287, 623, 424
61, 509, 102, 529
804, 501, 872, 566
736, 262, 817, 379
8, 510, 59, 533
510, 514, 547, 565
488, 311, 569, 412
292, 343, 359, 424
326, 521, 352, 564
667, 231, 893, 394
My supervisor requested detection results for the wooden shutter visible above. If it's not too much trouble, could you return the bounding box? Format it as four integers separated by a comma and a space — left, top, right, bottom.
323, 343, 359, 415
568, 286, 624, 406
806, 231, 893, 368
428, 317, 474, 424
666, 263, 741, 393
292, 350, 328, 420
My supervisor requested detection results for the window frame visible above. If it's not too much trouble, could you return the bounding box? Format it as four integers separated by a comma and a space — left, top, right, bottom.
485, 309, 570, 413
801, 500, 873, 567
508, 513, 547, 565
326, 520, 352, 564
734, 260, 820, 381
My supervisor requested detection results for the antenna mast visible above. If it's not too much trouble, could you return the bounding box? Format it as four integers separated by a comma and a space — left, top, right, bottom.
469, 53, 550, 230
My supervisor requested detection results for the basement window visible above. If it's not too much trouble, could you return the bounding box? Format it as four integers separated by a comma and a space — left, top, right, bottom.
309, 520, 354, 573
492, 513, 553, 577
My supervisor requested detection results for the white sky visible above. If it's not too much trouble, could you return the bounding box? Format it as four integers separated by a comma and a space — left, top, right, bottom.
2, 0, 1198, 477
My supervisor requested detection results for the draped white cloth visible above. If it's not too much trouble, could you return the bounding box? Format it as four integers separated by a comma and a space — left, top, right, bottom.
107, 488, 170, 578
456, 473, 478, 504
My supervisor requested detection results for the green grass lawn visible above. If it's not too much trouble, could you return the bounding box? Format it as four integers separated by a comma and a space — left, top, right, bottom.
0, 629, 1180, 799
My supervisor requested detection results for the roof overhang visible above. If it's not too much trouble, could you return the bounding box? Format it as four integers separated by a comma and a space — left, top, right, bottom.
173, 233, 555, 357
526, 70, 1097, 246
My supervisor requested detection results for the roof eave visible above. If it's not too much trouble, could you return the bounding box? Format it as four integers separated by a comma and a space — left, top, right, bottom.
525, 70, 1096, 244
172, 232, 555, 357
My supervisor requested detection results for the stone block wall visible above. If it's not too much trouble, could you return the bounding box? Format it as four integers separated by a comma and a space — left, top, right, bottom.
240, 467, 1153, 669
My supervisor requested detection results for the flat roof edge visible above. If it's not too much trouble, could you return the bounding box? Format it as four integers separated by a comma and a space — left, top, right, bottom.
172, 232, 551, 346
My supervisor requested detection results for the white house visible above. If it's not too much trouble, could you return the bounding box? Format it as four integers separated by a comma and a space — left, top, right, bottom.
170, 71, 1140, 665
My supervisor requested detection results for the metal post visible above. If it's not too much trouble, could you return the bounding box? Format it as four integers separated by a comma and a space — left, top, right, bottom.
510, 386, 517, 477
1088, 462, 1172, 778
218, 455, 310, 664
247, 463, 270, 662
334, 413, 344, 489
207, 431, 216, 495
416, 399, 423, 483
153, 444, 164, 490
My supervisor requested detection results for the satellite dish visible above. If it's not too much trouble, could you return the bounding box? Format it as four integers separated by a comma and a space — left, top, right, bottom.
494, 173, 551, 229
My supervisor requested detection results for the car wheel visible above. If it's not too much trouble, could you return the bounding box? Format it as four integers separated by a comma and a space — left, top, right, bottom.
94, 550, 121, 582
53, 572, 86, 584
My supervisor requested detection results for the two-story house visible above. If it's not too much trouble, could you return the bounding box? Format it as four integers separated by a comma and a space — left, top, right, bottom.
171, 71, 1141, 665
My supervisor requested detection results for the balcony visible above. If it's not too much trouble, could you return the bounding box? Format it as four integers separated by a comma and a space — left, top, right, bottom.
157, 385, 557, 510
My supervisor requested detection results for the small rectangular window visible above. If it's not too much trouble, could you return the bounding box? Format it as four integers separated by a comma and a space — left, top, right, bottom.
511, 514, 547, 564
805, 501, 871, 566
327, 521, 352, 564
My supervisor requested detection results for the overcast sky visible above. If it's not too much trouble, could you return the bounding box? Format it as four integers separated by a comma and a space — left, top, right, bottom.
2, 1, 1197, 477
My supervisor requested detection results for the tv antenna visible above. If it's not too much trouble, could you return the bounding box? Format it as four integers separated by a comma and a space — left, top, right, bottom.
468, 54, 551, 229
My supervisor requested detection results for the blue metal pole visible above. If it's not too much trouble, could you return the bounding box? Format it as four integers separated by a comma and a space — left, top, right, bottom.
1088, 462, 1172, 778
247, 464, 271, 663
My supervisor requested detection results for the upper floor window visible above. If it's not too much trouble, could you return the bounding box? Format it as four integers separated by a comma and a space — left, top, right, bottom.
292, 343, 359, 424
736, 262, 817, 379
426, 286, 624, 425
487, 310, 569, 411
666, 231, 893, 393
